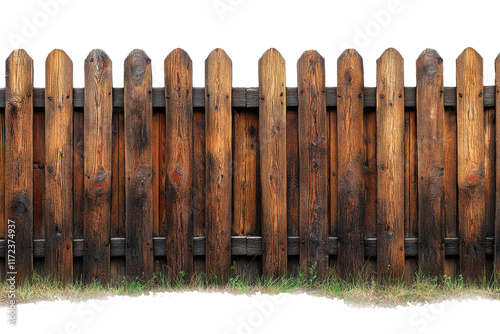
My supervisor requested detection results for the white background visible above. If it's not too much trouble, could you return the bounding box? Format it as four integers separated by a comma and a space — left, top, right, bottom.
0, 0, 498, 88
1, 0, 500, 333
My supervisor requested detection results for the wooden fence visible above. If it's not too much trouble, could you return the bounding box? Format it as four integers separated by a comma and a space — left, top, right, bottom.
0, 47, 499, 283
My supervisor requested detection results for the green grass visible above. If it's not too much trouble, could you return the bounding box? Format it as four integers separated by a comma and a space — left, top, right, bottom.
1, 267, 500, 307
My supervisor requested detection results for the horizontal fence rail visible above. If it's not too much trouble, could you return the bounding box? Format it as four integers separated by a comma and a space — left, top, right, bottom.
1, 47, 500, 284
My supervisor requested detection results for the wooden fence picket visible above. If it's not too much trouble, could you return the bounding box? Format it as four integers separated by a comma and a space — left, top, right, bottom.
496, 54, 500, 271
44, 49, 74, 282
165, 48, 194, 280
416, 49, 445, 278
297, 50, 328, 278
124, 49, 154, 279
205, 49, 232, 281
337, 49, 365, 277
259, 48, 287, 277
5, 49, 34, 281
376, 48, 405, 280
457, 48, 485, 281
83, 49, 113, 282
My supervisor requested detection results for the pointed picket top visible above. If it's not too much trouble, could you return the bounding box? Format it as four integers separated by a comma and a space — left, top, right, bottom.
7, 48, 32, 63
457, 47, 483, 64
46, 49, 73, 66
337, 48, 363, 64
205, 48, 232, 67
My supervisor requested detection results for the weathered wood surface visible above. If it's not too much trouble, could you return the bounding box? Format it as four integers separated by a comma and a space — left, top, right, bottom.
205, 49, 232, 281
44, 49, 74, 282
165, 49, 194, 280
0, 236, 495, 259
0, 86, 498, 109
457, 48, 485, 281
124, 49, 154, 279
259, 48, 287, 277
337, 49, 365, 277
376, 48, 405, 280
5, 49, 34, 281
496, 54, 500, 271
297, 51, 328, 277
83, 49, 113, 282
416, 49, 445, 278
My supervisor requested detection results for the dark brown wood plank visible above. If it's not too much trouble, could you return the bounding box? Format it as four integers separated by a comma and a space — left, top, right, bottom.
205, 49, 232, 281
457, 48, 485, 281
33, 111, 44, 242
193, 109, 206, 238
329, 109, 338, 239
444, 106, 458, 279
164, 48, 194, 280
83, 49, 113, 282
337, 49, 365, 277
233, 109, 259, 236
5, 50, 34, 281
44, 49, 74, 282
416, 49, 445, 278
258, 48, 287, 277
124, 49, 154, 279
495, 54, 500, 272
376, 48, 405, 280
297, 50, 328, 278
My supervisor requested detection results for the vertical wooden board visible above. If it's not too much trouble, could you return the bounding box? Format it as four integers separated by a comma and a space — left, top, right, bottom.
485, 107, 495, 278
329, 108, 338, 238
444, 107, 458, 279
297, 51, 328, 278
205, 49, 232, 281
259, 48, 287, 277
158, 110, 167, 238
33, 111, 45, 241
111, 113, 120, 238
83, 49, 112, 282
73, 108, 84, 281
152, 111, 160, 237
5, 50, 34, 281
286, 110, 299, 238
124, 49, 154, 279
376, 48, 405, 280
416, 49, 445, 278
233, 109, 259, 236
193, 109, 206, 238
404, 108, 418, 281
0, 111, 4, 281
44, 49, 74, 282
164, 48, 194, 280
495, 54, 500, 271
457, 48, 485, 281
364, 110, 377, 239
337, 49, 365, 277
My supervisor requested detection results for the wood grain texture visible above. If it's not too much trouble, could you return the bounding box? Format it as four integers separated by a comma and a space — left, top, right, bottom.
337, 49, 365, 277
233, 109, 259, 236
416, 49, 445, 278
297, 51, 328, 278
258, 48, 287, 277
495, 54, 500, 272
83, 49, 113, 282
124, 49, 154, 279
456, 48, 485, 281
165, 48, 193, 280
5, 49, 34, 281
44, 49, 74, 282
205, 49, 232, 281
329, 109, 338, 239
376, 48, 405, 280
193, 109, 206, 238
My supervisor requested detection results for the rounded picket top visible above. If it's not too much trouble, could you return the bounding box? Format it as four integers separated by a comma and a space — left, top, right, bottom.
259, 48, 285, 67
416, 49, 443, 77
206, 48, 232, 66
46, 49, 73, 66
125, 49, 151, 63
6, 49, 33, 74
297, 50, 324, 69
165, 48, 192, 66
7, 48, 32, 62
85, 49, 112, 72
377, 47, 403, 65
338, 48, 363, 63
457, 47, 483, 65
